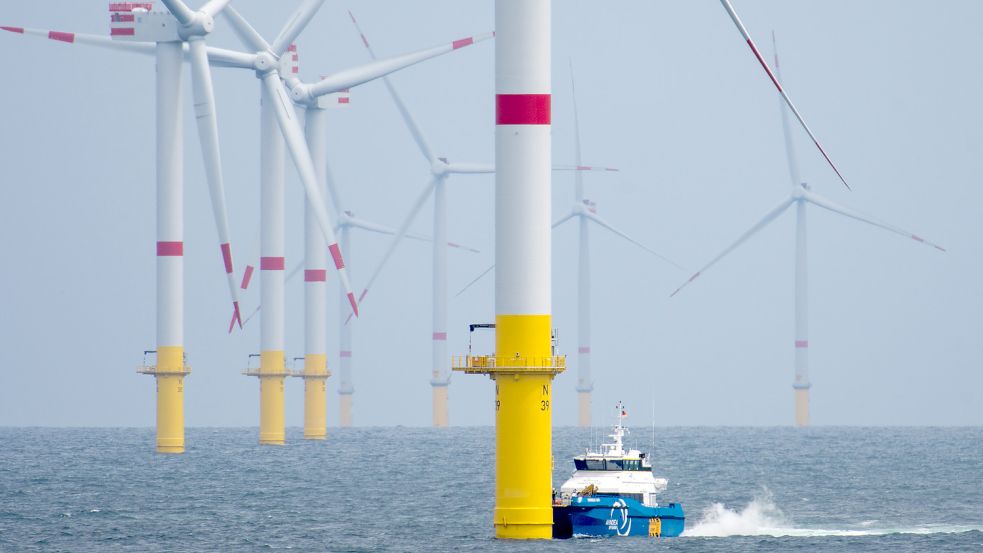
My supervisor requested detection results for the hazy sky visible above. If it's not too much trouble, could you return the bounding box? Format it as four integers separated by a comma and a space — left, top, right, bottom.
1, 1, 980, 428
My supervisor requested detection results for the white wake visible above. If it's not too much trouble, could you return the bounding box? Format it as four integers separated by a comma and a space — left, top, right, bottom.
683, 491, 981, 538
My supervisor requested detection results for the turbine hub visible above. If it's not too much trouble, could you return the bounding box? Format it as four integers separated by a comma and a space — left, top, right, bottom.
178, 12, 214, 39
253, 52, 278, 73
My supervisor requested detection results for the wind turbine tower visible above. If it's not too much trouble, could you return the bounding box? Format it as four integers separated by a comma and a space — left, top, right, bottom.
455, 0, 561, 539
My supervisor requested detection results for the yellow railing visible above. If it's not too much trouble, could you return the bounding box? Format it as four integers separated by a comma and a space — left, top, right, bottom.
451, 355, 566, 375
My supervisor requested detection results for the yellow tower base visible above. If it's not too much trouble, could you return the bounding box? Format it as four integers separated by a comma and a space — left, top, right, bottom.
339, 393, 353, 427
794, 388, 810, 427
149, 345, 189, 454
432, 385, 449, 427
454, 314, 565, 540
577, 391, 591, 428
250, 350, 286, 445
297, 353, 329, 440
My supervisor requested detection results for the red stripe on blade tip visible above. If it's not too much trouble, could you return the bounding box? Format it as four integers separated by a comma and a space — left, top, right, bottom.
156, 241, 183, 256
329, 244, 345, 270
220, 243, 233, 273
1, 27, 25, 33
260, 257, 285, 270
496, 94, 551, 125
48, 31, 75, 43
452, 37, 474, 49
240, 265, 254, 289
347, 293, 359, 317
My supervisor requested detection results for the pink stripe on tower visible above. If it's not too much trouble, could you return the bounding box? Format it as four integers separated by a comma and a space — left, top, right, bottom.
329, 243, 345, 270
156, 241, 183, 256
496, 94, 551, 125
240, 265, 254, 289
452, 37, 474, 49
220, 243, 233, 274
260, 256, 285, 271
433, 332, 447, 341
340, 350, 352, 358
795, 340, 809, 348
48, 31, 75, 43
578, 346, 590, 354
304, 269, 327, 282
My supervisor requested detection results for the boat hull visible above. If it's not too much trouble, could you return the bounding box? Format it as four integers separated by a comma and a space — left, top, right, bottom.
553, 497, 684, 538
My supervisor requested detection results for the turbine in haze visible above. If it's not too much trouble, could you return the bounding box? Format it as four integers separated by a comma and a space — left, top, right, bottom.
346, 10, 494, 427
672, 33, 945, 426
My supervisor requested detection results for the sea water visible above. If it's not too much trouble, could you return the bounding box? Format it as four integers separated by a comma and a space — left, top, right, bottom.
0, 427, 980, 551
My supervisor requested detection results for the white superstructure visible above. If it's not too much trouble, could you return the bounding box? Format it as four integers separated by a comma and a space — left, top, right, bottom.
558, 404, 668, 508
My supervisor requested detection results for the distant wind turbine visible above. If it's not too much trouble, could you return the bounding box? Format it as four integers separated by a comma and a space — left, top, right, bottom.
671, 32, 945, 426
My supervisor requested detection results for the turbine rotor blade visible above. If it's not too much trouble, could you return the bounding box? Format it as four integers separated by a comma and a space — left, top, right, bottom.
261, 71, 359, 316
158, 0, 196, 26
455, 264, 494, 297
221, 6, 271, 52
347, 10, 438, 164
200, 0, 233, 19
719, 0, 850, 190
307, 31, 493, 100
188, 38, 242, 331
345, 175, 440, 323
552, 211, 577, 229
772, 31, 802, 188
803, 190, 946, 252
583, 211, 687, 272
671, 196, 795, 297
2, 26, 156, 54
552, 164, 620, 173
271, 0, 325, 57
445, 162, 496, 174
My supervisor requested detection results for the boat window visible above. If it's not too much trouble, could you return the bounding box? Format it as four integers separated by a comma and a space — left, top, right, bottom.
584, 459, 605, 471
606, 459, 624, 470
598, 493, 644, 503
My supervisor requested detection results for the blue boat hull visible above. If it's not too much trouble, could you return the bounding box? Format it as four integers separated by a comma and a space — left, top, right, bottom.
553, 497, 684, 538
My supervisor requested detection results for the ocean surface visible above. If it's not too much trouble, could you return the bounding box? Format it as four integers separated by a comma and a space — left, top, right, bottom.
0, 426, 980, 552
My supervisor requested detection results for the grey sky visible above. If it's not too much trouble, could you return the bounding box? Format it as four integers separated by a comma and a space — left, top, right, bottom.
0, 0, 979, 428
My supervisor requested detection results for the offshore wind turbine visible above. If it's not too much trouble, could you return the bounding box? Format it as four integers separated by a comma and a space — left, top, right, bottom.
671, 33, 945, 426
222, 5, 489, 437
3, 1, 247, 453
556, 62, 684, 427
346, 10, 495, 427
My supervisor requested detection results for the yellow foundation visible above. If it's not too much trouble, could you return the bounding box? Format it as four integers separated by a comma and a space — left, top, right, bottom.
794, 388, 810, 427
155, 345, 185, 454
433, 386, 449, 427
303, 353, 328, 440
259, 350, 286, 445
339, 394, 353, 427
577, 391, 591, 428
493, 314, 556, 539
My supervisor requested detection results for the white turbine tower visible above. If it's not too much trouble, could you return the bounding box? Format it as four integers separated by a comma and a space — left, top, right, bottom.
222, 4, 489, 434
672, 30, 945, 426
3, 1, 247, 453
345, 11, 495, 428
